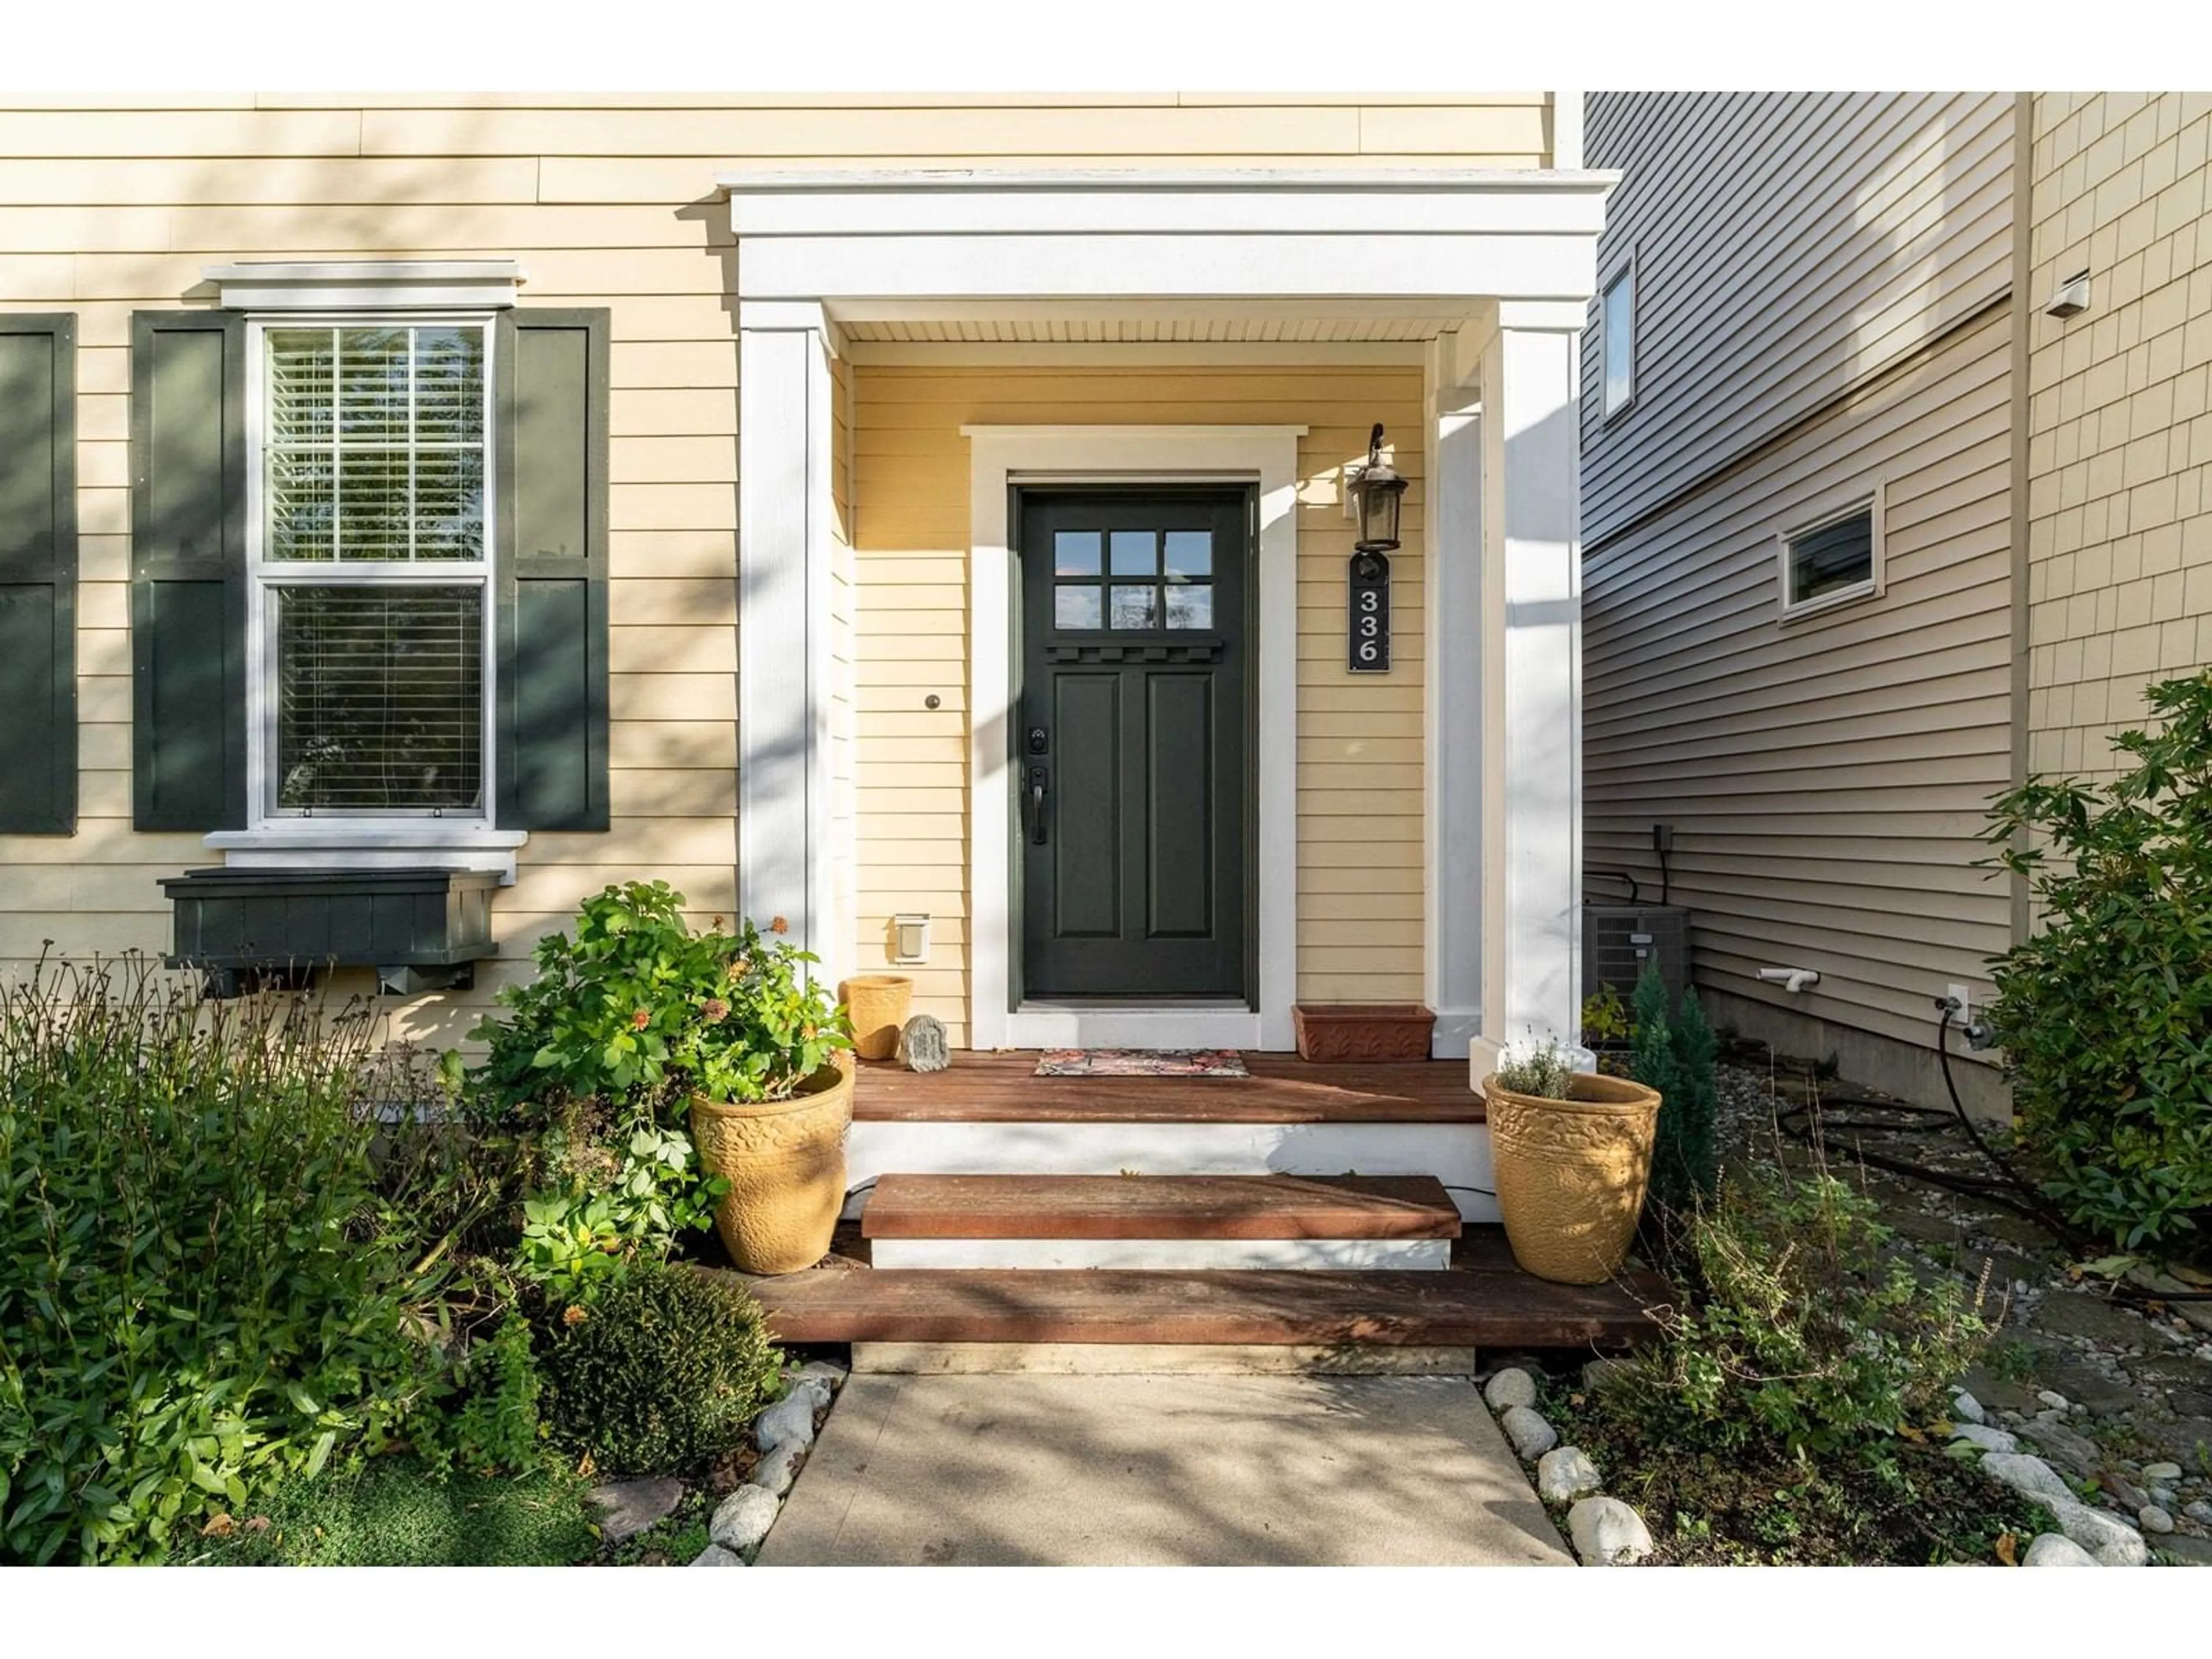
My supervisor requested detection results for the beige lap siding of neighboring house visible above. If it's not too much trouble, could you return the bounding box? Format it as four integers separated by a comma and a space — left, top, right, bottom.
2023, 92, 2212, 788
847, 365, 1428, 1046
0, 93, 1547, 1044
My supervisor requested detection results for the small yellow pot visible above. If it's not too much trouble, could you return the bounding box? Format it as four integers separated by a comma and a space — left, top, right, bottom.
1483, 1070, 1661, 1285
690, 1063, 854, 1275
838, 974, 914, 1062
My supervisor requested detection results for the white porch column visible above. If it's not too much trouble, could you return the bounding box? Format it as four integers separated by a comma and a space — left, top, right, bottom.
1471, 315, 1585, 1081
1425, 332, 1485, 1058
737, 301, 842, 980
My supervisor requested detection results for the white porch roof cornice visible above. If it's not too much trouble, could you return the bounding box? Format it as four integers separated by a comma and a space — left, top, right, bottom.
718, 165, 1620, 311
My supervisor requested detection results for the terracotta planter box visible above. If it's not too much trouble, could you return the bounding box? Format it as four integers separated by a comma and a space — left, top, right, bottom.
1291, 1003, 1436, 1063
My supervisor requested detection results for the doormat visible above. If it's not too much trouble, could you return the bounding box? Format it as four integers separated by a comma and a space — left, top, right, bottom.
1033, 1048, 1249, 1078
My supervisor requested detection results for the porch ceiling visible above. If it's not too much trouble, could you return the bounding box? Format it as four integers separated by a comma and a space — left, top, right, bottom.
838, 315, 1467, 344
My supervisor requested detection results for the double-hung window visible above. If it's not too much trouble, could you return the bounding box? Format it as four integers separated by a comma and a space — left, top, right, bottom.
248, 319, 494, 824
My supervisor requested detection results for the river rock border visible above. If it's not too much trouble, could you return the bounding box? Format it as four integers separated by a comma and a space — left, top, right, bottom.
1951, 1385, 2153, 1567
1484, 1363, 1653, 1566
683, 1358, 847, 1566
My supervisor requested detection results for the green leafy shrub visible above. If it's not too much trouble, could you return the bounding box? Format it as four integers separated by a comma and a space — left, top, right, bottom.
1581, 983, 1634, 1044
1632, 958, 1719, 1214
1982, 669, 2212, 1252
1600, 1171, 1989, 1469
469, 881, 851, 1124
513, 1119, 725, 1302
539, 1260, 782, 1478
0, 960, 446, 1564
408, 1316, 548, 1480
194, 1455, 593, 1567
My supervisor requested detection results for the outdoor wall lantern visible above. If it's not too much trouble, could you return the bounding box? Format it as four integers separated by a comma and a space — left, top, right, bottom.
1350, 422, 1407, 554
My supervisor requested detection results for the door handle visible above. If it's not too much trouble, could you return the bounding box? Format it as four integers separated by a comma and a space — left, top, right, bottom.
1027, 766, 1049, 845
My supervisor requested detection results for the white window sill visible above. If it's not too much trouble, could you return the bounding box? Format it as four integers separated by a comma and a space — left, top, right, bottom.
204, 825, 528, 885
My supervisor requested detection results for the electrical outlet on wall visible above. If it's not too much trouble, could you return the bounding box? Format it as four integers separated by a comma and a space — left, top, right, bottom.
1944, 983, 1972, 1022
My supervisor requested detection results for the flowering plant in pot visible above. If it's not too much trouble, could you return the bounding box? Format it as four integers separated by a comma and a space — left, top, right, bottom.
1483, 1037, 1661, 1286
471, 880, 853, 1277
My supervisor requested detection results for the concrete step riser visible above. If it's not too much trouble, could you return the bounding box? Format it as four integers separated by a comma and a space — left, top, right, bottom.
868, 1237, 1454, 1271
850, 1342, 1481, 1376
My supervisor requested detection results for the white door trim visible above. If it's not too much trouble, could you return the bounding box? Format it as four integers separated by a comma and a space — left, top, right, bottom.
963, 425, 1305, 1052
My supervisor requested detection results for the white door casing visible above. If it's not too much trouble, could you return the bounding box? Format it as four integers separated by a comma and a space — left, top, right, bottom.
961, 426, 1304, 1052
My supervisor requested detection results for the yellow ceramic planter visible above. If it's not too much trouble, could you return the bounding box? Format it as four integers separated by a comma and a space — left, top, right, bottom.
690, 1063, 854, 1275
838, 974, 914, 1061
1482, 1070, 1661, 1285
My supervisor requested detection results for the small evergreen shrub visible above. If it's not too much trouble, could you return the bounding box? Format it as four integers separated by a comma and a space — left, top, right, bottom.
539, 1260, 782, 1477
1982, 669, 2212, 1253
1631, 957, 1719, 1214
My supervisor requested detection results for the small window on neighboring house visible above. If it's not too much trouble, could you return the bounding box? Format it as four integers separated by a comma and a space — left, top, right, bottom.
251, 320, 493, 820
1601, 259, 1635, 420
1779, 491, 1884, 620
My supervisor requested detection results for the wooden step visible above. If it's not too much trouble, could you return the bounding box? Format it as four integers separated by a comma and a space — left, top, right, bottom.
854, 1053, 1487, 1125
743, 1250, 1663, 1352
863, 1174, 1462, 1241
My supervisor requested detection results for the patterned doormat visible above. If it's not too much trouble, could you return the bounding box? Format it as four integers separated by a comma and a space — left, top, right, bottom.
1033, 1048, 1249, 1078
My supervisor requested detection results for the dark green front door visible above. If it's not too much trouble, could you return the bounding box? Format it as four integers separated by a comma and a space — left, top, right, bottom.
1017, 488, 1249, 1001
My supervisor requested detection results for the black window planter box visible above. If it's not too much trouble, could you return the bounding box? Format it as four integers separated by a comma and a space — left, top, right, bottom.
160, 866, 498, 997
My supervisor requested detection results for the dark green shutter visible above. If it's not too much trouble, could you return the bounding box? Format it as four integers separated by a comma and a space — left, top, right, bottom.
0, 315, 78, 834
496, 308, 609, 831
131, 309, 248, 831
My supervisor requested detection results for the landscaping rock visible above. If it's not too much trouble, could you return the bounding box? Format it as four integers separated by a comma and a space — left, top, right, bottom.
2143, 1417, 2212, 1470
688, 1544, 746, 1567
2138, 1506, 2175, 1533
2045, 1361, 2142, 1418
2184, 1499, 2212, 1526
2102, 1471, 2153, 1513
2036, 1293, 2152, 1349
749, 1437, 806, 1498
2155, 1533, 2212, 1567
1483, 1368, 1539, 1412
585, 1476, 685, 1546
756, 1385, 827, 1452
1566, 1496, 1653, 1566
2021, 1418, 2102, 1478
2035, 1389, 2073, 1413
2023, 1533, 2099, 1567
2141, 1461, 2184, 1482
1949, 1389, 1986, 1425
1581, 1357, 1632, 1396
1950, 1423, 2018, 1455
1979, 1452, 2077, 1507
1499, 1405, 1558, 1462
1536, 1446, 1603, 1505
898, 1014, 950, 1072
1960, 1365, 2048, 1416
2048, 1499, 2148, 1567
788, 1358, 849, 1394
709, 1486, 782, 1555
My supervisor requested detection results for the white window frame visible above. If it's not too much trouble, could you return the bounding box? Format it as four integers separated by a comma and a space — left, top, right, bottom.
241, 312, 499, 831
1599, 248, 1637, 422
1777, 482, 1887, 623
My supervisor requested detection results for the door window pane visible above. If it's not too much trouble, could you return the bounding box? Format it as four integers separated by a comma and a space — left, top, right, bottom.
1165, 586, 1213, 630
1164, 531, 1212, 578
1055, 586, 1103, 629
1054, 531, 1101, 576
1109, 531, 1157, 575
1109, 585, 1158, 628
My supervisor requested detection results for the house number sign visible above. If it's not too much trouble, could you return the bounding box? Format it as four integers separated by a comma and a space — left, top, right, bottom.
1347, 551, 1391, 673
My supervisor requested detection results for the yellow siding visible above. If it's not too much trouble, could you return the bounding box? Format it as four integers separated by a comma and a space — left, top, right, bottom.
2025, 92, 2212, 784
0, 93, 1542, 1041
848, 365, 1427, 1040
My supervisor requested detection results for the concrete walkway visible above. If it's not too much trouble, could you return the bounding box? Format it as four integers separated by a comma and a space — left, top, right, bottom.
756, 1372, 1572, 1566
